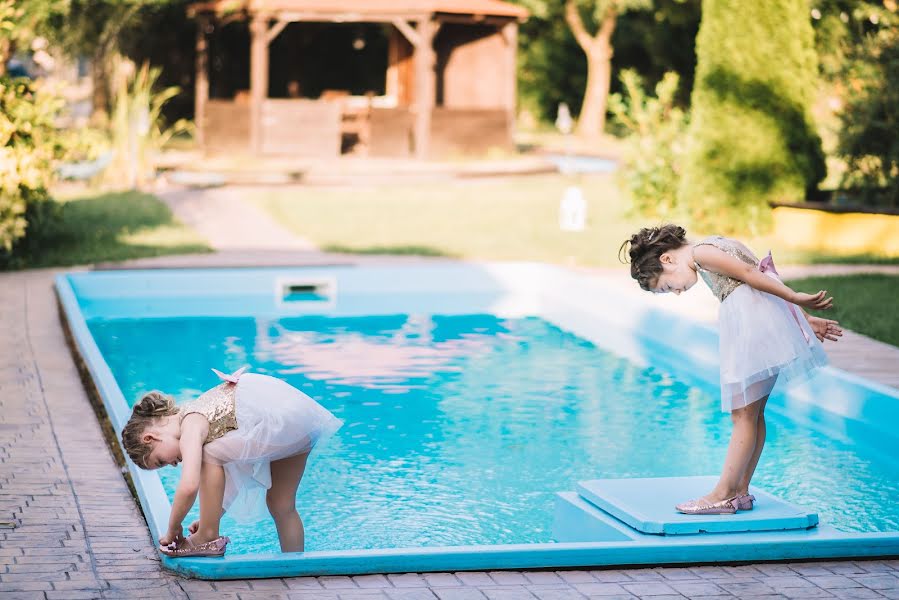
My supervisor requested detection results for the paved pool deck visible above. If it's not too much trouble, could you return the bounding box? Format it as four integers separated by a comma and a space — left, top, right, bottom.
3, 261, 899, 600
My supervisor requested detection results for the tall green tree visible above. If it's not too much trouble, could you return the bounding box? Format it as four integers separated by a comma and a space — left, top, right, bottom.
519, 0, 651, 137
835, 3, 899, 205
516, 0, 700, 126
679, 0, 826, 234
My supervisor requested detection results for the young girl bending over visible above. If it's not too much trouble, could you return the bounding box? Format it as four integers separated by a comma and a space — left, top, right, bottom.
620, 225, 842, 515
121, 367, 342, 557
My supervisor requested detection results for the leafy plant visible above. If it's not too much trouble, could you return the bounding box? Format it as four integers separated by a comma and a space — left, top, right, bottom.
104, 56, 191, 189
0, 77, 62, 259
837, 13, 899, 207
678, 0, 826, 235
609, 69, 688, 221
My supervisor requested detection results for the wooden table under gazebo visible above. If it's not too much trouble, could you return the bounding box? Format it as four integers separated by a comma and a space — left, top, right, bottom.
187, 0, 528, 159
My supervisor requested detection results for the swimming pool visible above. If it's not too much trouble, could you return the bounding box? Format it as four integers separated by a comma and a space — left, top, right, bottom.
56, 262, 899, 578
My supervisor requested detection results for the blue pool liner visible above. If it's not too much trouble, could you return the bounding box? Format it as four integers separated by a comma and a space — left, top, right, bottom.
55, 263, 899, 579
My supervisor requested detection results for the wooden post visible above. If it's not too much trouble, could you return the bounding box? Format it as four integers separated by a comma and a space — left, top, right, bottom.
194, 16, 209, 149
502, 21, 518, 144
413, 18, 436, 159
249, 13, 270, 155
386, 28, 399, 101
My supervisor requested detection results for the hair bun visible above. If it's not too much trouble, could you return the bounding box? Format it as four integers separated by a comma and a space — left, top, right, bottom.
132, 391, 176, 418
618, 224, 688, 290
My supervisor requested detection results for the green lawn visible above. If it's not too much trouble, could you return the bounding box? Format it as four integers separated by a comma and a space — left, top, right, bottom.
252, 175, 646, 267
784, 274, 899, 347
250, 174, 899, 267
4, 190, 210, 269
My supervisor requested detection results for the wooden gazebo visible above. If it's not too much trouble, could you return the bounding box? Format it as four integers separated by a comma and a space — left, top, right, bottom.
187, 0, 528, 159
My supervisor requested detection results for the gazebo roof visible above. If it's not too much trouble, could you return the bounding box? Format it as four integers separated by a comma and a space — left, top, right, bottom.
189, 0, 528, 20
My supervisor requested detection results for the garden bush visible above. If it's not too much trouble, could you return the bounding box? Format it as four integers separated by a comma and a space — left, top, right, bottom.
838, 21, 899, 207
609, 69, 689, 222
679, 0, 826, 235
0, 77, 60, 266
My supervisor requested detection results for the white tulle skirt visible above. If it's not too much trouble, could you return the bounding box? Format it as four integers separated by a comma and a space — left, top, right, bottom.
718, 283, 828, 412
201, 374, 342, 523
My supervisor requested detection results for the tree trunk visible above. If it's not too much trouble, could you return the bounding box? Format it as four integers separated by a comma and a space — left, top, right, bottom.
577, 46, 613, 138
91, 49, 111, 122
565, 1, 617, 139
0, 39, 9, 77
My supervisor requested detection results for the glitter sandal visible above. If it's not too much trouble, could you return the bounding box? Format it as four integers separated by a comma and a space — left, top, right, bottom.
675, 496, 738, 515
734, 493, 756, 511
159, 535, 230, 558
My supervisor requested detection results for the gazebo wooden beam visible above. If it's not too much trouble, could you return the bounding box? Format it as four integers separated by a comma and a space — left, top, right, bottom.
391, 18, 421, 47
270, 11, 431, 23
249, 13, 270, 154
413, 18, 439, 159
433, 13, 518, 26
265, 18, 290, 44
501, 21, 518, 142
195, 15, 209, 149
247, 15, 294, 154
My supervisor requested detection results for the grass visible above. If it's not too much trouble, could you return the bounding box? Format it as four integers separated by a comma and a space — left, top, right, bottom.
784, 274, 899, 347
249, 173, 899, 268
251, 174, 646, 267
4, 190, 211, 269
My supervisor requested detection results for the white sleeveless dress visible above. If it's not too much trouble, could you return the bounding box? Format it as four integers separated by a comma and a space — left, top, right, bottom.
179, 368, 342, 523
693, 236, 828, 412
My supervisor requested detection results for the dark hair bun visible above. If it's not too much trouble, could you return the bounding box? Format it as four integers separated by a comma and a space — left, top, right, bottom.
620, 224, 686, 264
618, 224, 688, 291
132, 391, 176, 418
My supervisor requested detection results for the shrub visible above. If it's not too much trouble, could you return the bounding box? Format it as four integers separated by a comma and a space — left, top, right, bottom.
609, 69, 688, 222
837, 23, 899, 207
0, 77, 61, 263
104, 56, 190, 190
678, 0, 826, 235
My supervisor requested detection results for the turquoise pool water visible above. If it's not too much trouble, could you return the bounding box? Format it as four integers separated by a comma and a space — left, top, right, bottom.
88, 313, 899, 556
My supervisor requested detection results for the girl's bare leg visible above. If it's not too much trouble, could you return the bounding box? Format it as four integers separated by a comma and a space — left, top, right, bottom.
704, 400, 763, 503
194, 461, 226, 543
737, 395, 769, 494
266, 452, 310, 552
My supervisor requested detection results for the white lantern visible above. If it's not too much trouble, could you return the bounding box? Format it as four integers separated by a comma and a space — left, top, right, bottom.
559, 185, 586, 231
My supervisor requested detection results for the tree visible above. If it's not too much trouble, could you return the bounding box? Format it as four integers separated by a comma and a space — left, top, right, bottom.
837, 4, 899, 206
564, 0, 651, 137
34, 0, 179, 119
678, 0, 826, 234
518, 0, 652, 137
0, 0, 67, 76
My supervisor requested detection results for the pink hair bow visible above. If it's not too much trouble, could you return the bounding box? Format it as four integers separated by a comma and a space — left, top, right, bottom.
758, 251, 809, 343
211, 366, 248, 384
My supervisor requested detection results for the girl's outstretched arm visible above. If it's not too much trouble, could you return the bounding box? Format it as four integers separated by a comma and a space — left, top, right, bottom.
159, 414, 206, 546
693, 245, 833, 310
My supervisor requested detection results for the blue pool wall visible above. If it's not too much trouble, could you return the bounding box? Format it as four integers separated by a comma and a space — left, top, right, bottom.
55, 263, 899, 578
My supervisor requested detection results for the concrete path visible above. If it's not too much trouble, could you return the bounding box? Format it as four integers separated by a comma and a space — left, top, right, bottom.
157, 186, 316, 252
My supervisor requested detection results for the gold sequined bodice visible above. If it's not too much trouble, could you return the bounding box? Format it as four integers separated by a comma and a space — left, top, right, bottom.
693, 236, 760, 302
179, 382, 238, 444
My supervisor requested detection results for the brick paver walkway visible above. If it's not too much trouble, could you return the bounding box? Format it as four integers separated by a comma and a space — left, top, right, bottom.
3, 266, 899, 600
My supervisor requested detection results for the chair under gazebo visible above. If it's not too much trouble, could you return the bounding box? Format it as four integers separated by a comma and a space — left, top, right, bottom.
187, 0, 528, 159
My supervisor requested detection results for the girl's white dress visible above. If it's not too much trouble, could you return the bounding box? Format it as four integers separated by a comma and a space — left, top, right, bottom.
693, 236, 828, 412
179, 369, 342, 523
